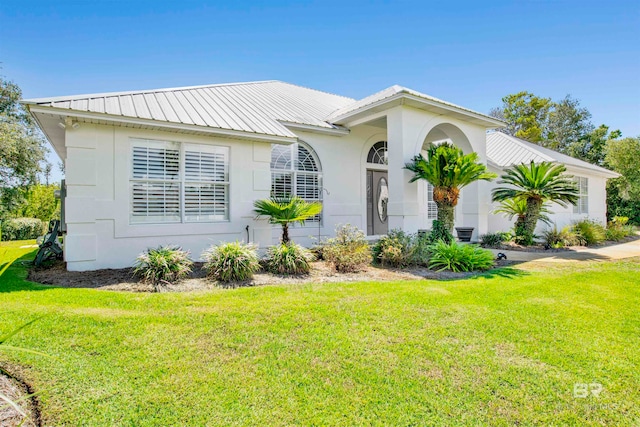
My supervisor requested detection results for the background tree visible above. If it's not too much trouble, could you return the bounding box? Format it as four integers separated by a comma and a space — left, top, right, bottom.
490, 91, 622, 160
492, 162, 579, 245
405, 142, 496, 233
570, 124, 622, 166
489, 91, 552, 143
605, 137, 640, 224
547, 95, 594, 153
0, 75, 49, 220
253, 195, 322, 243
15, 184, 60, 222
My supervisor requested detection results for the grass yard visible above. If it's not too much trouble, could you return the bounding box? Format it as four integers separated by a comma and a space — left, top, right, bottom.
1, 240, 639, 426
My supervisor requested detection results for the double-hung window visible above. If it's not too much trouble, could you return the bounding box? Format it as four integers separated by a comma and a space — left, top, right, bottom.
573, 176, 588, 214
130, 138, 229, 223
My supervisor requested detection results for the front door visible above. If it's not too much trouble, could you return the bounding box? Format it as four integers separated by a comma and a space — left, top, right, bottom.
367, 170, 389, 235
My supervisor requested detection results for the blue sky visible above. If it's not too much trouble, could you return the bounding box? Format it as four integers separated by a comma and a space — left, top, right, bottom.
1, 0, 638, 181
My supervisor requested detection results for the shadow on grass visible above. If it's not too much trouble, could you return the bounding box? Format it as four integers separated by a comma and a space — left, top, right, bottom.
474, 265, 530, 280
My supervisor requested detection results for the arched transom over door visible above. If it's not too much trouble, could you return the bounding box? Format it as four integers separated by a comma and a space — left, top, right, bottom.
366, 141, 388, 235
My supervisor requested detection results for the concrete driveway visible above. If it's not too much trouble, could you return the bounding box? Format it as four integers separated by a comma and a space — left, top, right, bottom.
487, 235, 640, 263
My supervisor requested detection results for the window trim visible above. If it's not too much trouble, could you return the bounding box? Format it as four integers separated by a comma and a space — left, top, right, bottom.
573, 176, 589, 214
129, 138, 230, 225
270, 141, 323, 225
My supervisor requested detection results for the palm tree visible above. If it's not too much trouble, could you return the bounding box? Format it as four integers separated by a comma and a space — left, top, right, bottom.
493, 198, 553, 227
492, 161, 579, 245
253, 195, 323, 243
405, 142, 496, 233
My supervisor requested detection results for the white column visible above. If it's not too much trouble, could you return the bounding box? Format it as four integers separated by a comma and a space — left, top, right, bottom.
386, 107, 421, 233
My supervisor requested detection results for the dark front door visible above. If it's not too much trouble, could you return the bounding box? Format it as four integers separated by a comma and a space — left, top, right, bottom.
367, 170, 389, 235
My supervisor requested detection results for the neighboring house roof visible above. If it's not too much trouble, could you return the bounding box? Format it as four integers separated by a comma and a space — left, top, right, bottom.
486, 131, 620, 178
23, 80, 356, 139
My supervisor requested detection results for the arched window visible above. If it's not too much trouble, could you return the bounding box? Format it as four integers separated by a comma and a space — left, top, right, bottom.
367, 141, 388, 165
271, 142, 322, 222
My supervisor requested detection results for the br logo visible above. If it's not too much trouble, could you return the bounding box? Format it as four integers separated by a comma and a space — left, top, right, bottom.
573, 383, 603, 398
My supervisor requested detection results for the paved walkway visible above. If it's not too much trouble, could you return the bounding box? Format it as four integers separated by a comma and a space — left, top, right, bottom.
487, 235, 640, 263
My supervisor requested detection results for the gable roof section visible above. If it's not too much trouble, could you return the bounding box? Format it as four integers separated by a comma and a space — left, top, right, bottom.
23, 80, 356, 139
326, 85, 505, 128
486, 131, 619, 178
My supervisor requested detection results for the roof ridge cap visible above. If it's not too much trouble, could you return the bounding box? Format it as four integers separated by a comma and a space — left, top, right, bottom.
22, 80, 281, 103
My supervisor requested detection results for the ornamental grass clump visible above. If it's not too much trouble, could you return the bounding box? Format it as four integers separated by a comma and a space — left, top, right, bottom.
605, 216, 635, 241
265, 242, 314, 275
322, 224, 371, 273
202, 241, 260, 283
133, 245, 193, 289
428, 241, 494, 272
571, 219, 606, 246
479, 232, 509, 247
542, 226, 581, 248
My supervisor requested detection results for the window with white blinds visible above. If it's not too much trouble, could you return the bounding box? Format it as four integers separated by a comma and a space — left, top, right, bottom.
426, 182, 438, 220
130, 139, 229, 223
573, 176, 588, 214
270, 142, 322, 222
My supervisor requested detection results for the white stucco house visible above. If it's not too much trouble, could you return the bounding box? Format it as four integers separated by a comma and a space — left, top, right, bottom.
23, 80, 619, 271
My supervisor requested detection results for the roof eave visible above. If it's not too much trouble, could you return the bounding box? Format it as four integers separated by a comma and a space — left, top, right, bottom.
27, 105, 298, 144
278, 120, 350, 136
329, 92, 506, 128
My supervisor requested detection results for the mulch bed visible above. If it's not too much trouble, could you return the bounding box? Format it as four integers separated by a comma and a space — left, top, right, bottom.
0, 368, 38, 427
27, 260, 514, 293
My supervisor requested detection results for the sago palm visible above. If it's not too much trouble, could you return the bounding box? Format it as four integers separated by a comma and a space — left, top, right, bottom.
253, 195, 323, 243
493, 198, 553, 227
405, 142, 496, 233
492, 161, 578, 245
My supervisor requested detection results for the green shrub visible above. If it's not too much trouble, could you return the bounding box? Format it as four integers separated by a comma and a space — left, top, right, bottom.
514, 221, 535, 246
543, 226, 581, 248
428, 241, 495, 272
133, 245, 193, 288
479, 232, 508, 247
605, 216, 635, 241
1, 217, 46, 241
428, 220, 454, 244
202, 241, 260, 283
611, 216, 629, 226
372, 229, 413, 268
323, 224, 371, 273
572, 219, 606, 246
410, 232, 432, 266
265, 242, 314, 275
605, 225, 628, 241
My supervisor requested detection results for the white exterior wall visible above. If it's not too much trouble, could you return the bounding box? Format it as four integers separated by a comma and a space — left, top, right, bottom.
487, 164, 610, 236
63, 124, 274, 271
62, 108, 496, 270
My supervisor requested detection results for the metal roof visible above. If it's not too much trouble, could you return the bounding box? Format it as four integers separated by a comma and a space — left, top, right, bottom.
325, 85, 505, 127
23, 80, 356, 138
486, 131, 619, 177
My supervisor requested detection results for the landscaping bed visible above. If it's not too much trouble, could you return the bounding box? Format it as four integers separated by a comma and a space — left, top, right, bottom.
0, 369, 38, 427
27, 259, 513, 292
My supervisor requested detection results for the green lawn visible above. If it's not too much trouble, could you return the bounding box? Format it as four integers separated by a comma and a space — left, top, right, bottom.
1, 240, 639, 426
